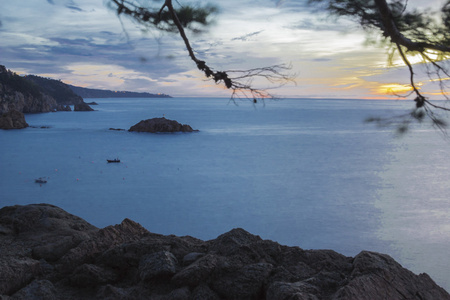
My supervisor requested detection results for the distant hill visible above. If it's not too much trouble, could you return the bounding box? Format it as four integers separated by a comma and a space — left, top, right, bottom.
68, 85, 171, 99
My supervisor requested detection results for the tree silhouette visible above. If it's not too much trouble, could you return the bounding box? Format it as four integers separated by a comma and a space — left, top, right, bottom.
311, 0, 450, 131
109, 0, 294, 102
110, 0, 450, 129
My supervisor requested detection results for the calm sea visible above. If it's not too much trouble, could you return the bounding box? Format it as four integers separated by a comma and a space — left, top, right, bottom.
1, 97, 449, 291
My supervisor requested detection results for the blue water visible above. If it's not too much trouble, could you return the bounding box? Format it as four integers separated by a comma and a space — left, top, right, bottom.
1, 98, 449, 291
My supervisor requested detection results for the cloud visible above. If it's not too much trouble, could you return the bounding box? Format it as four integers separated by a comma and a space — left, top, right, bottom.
65, 0, 84, 12
2, 0, 442, 99
287, 18, 354, 32
270, 0, 311, 11
65, 5, 84, 12
312, 58, 332, 62
50, 63, 158, 90
231, 30, 264, 41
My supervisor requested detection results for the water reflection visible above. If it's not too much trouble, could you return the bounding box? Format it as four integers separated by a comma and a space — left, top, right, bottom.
376, 132, 450, 290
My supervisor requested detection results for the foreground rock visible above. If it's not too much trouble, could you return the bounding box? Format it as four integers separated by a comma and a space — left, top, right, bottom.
129, 117, 197, 133
0, 204, 448, 300
0, 109, 29, 129
74, 103, 94, 111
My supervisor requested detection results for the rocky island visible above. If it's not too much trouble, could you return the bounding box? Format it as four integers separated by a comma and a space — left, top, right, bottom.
129, 117, 198, 133
0, 203, 448, 299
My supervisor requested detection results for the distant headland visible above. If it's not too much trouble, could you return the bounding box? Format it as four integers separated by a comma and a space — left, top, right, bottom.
0, 65, 172, 128
68, 85, 171, 99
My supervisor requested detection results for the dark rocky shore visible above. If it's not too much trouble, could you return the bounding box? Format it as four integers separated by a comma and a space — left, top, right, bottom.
0, 204, 448, 299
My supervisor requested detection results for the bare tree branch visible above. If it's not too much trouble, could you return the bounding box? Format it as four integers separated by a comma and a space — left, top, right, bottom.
110, 0, 294, 102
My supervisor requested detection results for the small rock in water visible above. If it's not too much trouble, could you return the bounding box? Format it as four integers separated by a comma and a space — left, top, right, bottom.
74, 103, 94, 111
129, 117, 198, 133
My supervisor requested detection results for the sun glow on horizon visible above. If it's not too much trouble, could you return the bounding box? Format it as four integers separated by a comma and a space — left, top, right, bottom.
376, 83, 414, 95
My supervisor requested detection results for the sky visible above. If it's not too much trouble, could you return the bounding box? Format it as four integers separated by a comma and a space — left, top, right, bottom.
0, 0, 447, 99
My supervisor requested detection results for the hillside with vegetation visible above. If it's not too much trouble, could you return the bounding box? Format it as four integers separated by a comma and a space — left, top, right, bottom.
0, 65, 52, 114
24, 75, 84, 106
0, 65, 83, 114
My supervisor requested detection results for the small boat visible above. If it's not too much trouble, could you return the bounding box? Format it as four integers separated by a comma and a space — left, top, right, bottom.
107, 159, 121, 163
35, 177, 47, 184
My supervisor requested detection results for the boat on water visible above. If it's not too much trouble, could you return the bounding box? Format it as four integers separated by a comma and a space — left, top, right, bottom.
35, 177, 47, 184
107, 159, 120, 163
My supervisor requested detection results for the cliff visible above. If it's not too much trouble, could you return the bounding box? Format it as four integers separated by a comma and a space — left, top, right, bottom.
0, 65, 84, 114
68, 85, 171, 99
0, 65, 56, 114
0, 203, 448, 300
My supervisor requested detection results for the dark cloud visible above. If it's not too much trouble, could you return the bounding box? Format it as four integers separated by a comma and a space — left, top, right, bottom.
231, 30, 264, 41
65, 4, 84, 12
312, 58, 332, 62
0, 45, 71, 75
48, 37, 132, 57
51, 37, 91, 46
47, 0, 55, 5
50, 46, 94, 56
64, 0, 84, 12
100, 31, 117, 36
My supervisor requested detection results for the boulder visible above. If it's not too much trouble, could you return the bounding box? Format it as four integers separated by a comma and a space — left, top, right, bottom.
267, 281, 321, 300
73, 102, 94, 111
68, 264, 119, 287
129, 117, 197, 133
0, 109, 28, 129
56, 104, 71, 111
139, 251, 178, 281
331, 251, 450, 300
0, 203, 449, 299
191, 284, 221, 300
211, 262, 274, 299
182, 252, 205, 266
10, 279, 57, 300
0, 258, 41, 295
172, 254, 226, 287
